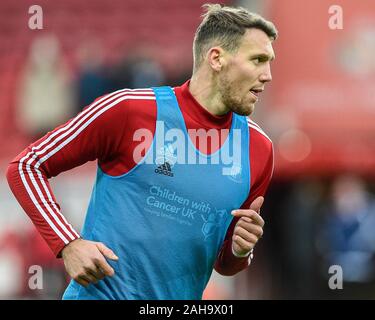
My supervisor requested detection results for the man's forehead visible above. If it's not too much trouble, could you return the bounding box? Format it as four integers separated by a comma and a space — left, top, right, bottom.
239, 28, 275, 59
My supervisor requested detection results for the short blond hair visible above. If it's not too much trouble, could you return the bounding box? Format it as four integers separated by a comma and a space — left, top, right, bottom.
193, 3, 278, 72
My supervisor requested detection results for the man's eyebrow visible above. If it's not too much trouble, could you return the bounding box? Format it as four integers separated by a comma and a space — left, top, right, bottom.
250, 53, 275, 61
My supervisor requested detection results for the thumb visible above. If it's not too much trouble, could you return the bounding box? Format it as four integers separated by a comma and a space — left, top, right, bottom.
250, 196, 264, 213
96, 242, 119, 261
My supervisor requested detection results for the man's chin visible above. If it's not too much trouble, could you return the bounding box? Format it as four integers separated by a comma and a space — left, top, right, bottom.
246, 104, 255, 116
233, 103, 255, 116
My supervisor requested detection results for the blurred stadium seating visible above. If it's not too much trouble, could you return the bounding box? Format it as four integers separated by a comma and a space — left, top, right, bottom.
0, 0, 230, 165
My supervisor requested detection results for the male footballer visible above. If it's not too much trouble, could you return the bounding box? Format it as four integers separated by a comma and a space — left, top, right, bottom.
7, 4, 277, 299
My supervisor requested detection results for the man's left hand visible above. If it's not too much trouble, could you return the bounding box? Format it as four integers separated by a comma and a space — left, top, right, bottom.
231, 196, 265, 257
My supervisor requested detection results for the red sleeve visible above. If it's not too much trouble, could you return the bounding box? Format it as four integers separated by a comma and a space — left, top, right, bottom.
214, 127, 274, 276
6, 91, 128, 257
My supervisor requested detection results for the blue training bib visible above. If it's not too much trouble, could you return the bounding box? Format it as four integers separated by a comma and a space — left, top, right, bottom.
63, 86, 251, 300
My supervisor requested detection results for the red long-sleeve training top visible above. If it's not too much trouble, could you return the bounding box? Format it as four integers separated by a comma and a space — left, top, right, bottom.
6, 80, 273, 276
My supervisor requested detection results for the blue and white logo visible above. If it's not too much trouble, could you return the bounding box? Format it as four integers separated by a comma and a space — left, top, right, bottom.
227, 164, 242, 183
155, 143, 177, 167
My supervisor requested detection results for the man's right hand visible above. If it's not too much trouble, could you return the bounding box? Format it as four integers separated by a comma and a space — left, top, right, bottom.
61, 239, 119, 287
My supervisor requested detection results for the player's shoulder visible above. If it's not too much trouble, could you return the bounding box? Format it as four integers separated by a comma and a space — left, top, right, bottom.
86, 87, 157, 117
118, 88, 156, 113
105, 87, 156, 107
246, 117, 273, 148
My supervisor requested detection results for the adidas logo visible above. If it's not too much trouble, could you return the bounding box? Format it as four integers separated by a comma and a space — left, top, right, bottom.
154, 162, 174, 177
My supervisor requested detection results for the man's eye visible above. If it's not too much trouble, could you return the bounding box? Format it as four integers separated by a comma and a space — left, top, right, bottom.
253, 58, 261, 64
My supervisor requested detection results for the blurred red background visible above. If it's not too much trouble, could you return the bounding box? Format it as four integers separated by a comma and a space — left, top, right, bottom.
0, 0, 374, 299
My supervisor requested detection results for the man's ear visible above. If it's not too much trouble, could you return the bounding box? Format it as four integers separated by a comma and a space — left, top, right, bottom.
207, 47, 225, 72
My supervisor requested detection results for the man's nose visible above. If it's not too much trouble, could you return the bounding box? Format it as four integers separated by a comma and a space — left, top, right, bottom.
259, 64, 272, 82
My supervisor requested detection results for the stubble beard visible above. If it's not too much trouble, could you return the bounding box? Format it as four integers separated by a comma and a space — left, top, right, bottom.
219, 76, 254, 116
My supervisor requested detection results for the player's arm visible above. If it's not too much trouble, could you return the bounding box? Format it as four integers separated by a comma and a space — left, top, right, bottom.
6, 91, 128, 286
214, 137, 274, 276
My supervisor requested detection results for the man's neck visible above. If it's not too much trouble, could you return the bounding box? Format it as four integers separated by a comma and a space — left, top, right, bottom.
189, 71, 230, 116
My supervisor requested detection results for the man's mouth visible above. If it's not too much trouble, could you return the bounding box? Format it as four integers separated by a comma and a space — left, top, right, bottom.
250, 88, 264, 96
249, 88, 263, 100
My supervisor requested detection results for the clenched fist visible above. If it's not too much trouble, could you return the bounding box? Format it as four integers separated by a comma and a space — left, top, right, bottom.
61, 239, 119, 287
231, 196, 265, 257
